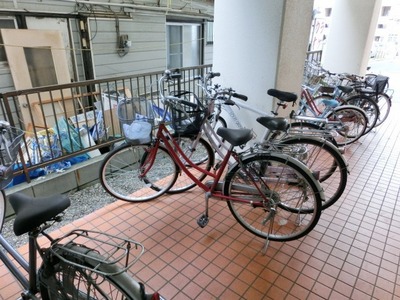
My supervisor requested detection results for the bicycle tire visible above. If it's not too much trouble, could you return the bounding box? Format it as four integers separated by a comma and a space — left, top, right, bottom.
166, 134, 215, 194
344, 94, 379, 134
277, 136, 348, 210
374, 93, 391, 126
224, 153, 323, 242
0, 190, 5, 233
327, 105, 368, 146
39, 244, 157, 300
99, 143, 178, 202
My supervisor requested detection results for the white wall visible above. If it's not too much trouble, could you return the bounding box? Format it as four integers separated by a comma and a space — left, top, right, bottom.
322, 0, 383, 75
212, 0, 313, 135
212, 0, 285, 136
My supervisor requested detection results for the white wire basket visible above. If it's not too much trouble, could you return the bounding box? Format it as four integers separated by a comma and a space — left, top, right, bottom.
118, 97, 155, 144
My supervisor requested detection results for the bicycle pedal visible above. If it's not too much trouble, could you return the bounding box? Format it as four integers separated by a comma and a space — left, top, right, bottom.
197, 214, 209, 228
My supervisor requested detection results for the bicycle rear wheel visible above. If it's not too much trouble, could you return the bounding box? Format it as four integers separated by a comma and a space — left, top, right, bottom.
167, 135, 215, 194
277, 136, 348, 210
225, 153, 323, 242
374, 93, 391, 126
327, 105, 368, 146
100, 143, 178, 202
0, 190, 5, 233
39, 244, 159, 300
344, 95, 379, 134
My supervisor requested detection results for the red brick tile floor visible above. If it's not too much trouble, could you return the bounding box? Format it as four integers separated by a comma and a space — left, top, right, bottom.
1, 102, 400, 299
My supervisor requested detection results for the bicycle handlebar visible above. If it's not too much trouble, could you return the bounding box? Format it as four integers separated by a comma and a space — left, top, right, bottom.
232, 93, 248, 101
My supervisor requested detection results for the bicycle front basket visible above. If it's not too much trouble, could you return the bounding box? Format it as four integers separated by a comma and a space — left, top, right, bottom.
170, 95, 206, 135
365, 75, 389, 94
118, 97, 154, 144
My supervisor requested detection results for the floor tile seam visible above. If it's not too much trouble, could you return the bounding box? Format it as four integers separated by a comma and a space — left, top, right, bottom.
345, 131, 396, 194
344, 118, 394, 174
310, 204, 372, 295
158, 224, 255, 289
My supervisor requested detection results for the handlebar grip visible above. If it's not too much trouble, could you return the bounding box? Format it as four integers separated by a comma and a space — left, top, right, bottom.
207, 72, 221, 79
232, 93, 248, 101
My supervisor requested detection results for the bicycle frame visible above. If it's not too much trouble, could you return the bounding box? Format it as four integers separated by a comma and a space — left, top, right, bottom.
0, 232, 41, 299
142, 121, 269, 204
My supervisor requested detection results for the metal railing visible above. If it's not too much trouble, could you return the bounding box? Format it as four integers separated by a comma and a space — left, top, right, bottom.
1, 52, 321, 187
306, 50, 322, 63
0, 65, 212, 185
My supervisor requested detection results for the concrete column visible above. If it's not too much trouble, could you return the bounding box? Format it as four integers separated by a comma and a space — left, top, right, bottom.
322, 0, 383, 75
213, 0, 313, 135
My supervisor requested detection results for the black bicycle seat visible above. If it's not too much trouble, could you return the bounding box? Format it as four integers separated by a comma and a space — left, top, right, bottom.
9, 192, 70, 236
267, 89, 297, 103
216, 127, 253, 146
256, 116, 289, 131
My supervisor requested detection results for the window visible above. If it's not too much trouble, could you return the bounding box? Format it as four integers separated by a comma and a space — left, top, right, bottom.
382, 6, 391, 17
166, 23, 201, 69
24, 47, 58, 87
0, 18, 17, 62
206, 21, 213, 44
167, 25, 183, 69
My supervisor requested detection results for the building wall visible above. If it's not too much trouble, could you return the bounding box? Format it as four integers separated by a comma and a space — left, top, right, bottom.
88, 15, 167, 79
0, 0, 214, 91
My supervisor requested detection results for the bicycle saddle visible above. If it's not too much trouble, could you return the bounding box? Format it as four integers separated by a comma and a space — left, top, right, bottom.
9, 192, 70, 236
267, 89, 297, 103
256, 116, 289, 131
337, 85, 353, 94
216, 127, 253, 146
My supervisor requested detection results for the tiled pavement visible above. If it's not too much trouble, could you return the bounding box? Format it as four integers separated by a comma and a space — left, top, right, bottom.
1, 89, 400, 299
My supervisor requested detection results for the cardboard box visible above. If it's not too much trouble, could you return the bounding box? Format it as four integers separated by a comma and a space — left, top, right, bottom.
69, 110, 96, 128
102, 108, 121, 136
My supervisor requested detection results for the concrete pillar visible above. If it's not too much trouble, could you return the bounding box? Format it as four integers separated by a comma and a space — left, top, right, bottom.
322, 0, 383, 75
213, 0, 313, 135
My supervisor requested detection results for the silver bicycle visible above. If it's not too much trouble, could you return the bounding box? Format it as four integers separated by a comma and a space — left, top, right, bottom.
0, 122, 164, 300
171, 72, 349, 211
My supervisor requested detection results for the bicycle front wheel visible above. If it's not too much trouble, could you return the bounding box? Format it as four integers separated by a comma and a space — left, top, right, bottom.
39, 244, 160, 300
224, 153, 323, 242
0, 190, 5, 233
100, 143, 178, 202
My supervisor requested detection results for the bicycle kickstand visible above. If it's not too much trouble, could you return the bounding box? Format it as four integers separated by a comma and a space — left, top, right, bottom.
261, 208, 276, 255
197, 192, 211, 228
